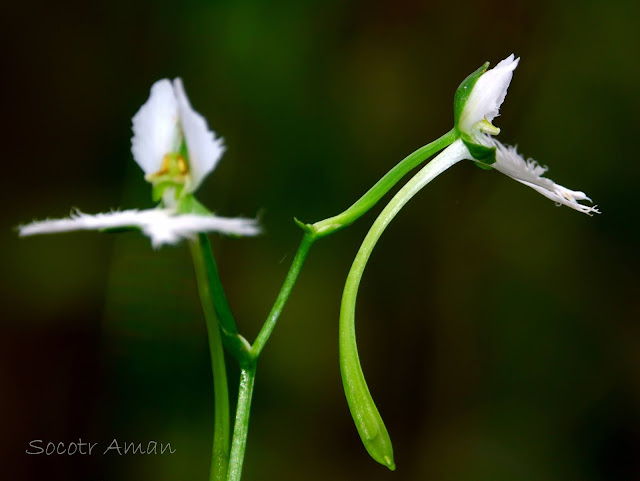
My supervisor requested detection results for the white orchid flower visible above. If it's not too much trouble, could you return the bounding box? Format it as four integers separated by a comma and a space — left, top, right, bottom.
131, 78, 225, 204
457, 54, 519, 136
19, 79, 261, 247
453, 54, 599, 215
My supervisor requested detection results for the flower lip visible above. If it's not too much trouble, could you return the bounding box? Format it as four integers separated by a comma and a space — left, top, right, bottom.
18, 209, 261, 249
479, 138, 600, 215
457, 54, 520, 135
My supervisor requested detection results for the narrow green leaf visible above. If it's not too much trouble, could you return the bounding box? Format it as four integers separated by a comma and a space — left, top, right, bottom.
338, 140, 469, 471
340, 330, 396, 470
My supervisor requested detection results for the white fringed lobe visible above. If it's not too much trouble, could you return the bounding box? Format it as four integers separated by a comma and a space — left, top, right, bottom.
19, 209, 261, 249
487, 139, 600, 215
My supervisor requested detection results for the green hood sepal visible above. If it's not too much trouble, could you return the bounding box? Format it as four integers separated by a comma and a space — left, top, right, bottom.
453, 61, 489, 129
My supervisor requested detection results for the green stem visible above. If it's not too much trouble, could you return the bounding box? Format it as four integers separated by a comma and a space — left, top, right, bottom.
222, 231, 316, 481
220, 233, 314, 481
189, 237, 231, 481
339, 139, 468, 469
226, 364, 257, 481
194, 132, 460, 480
251, 232, 316, 358
311, 129, 458, 237
197, 234, 253, 363
248, 131, 459, 359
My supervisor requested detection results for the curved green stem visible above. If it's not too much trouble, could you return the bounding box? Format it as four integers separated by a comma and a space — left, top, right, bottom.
311, 129, 458, 237
196, 130, 458, 366
250, 130, 459, 359
339, 139, 468, 469
192, 132, 462, 480
251, 232, 316, 358
189, 237, 231, 481
226, 365, 257, 481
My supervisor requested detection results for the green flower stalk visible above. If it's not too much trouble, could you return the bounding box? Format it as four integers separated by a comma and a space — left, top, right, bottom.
339, 54, 599, 471
18, 78, 261, 481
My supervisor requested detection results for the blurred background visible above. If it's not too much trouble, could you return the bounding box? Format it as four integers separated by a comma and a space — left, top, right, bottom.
2, 0, 639, 479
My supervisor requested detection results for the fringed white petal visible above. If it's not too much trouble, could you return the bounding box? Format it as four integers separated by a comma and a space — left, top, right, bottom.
486, 139, 600, 215
173, 78, 225, 192
19, 209, 261, 248
131, 79, 181, 175
459, 54, 519, 133
144, 213, 260, 247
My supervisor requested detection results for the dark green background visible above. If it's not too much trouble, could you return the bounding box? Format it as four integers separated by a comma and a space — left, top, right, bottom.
3, 0, 639, 480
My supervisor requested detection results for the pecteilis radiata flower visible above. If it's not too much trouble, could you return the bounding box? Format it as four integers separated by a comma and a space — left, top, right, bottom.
454, 54, 599, 215
19, 78, 260, 247
338, 55, 599, 472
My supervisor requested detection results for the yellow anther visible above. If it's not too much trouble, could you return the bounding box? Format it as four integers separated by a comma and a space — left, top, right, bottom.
177, 156, 188, 175
147, 153, 190, 182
